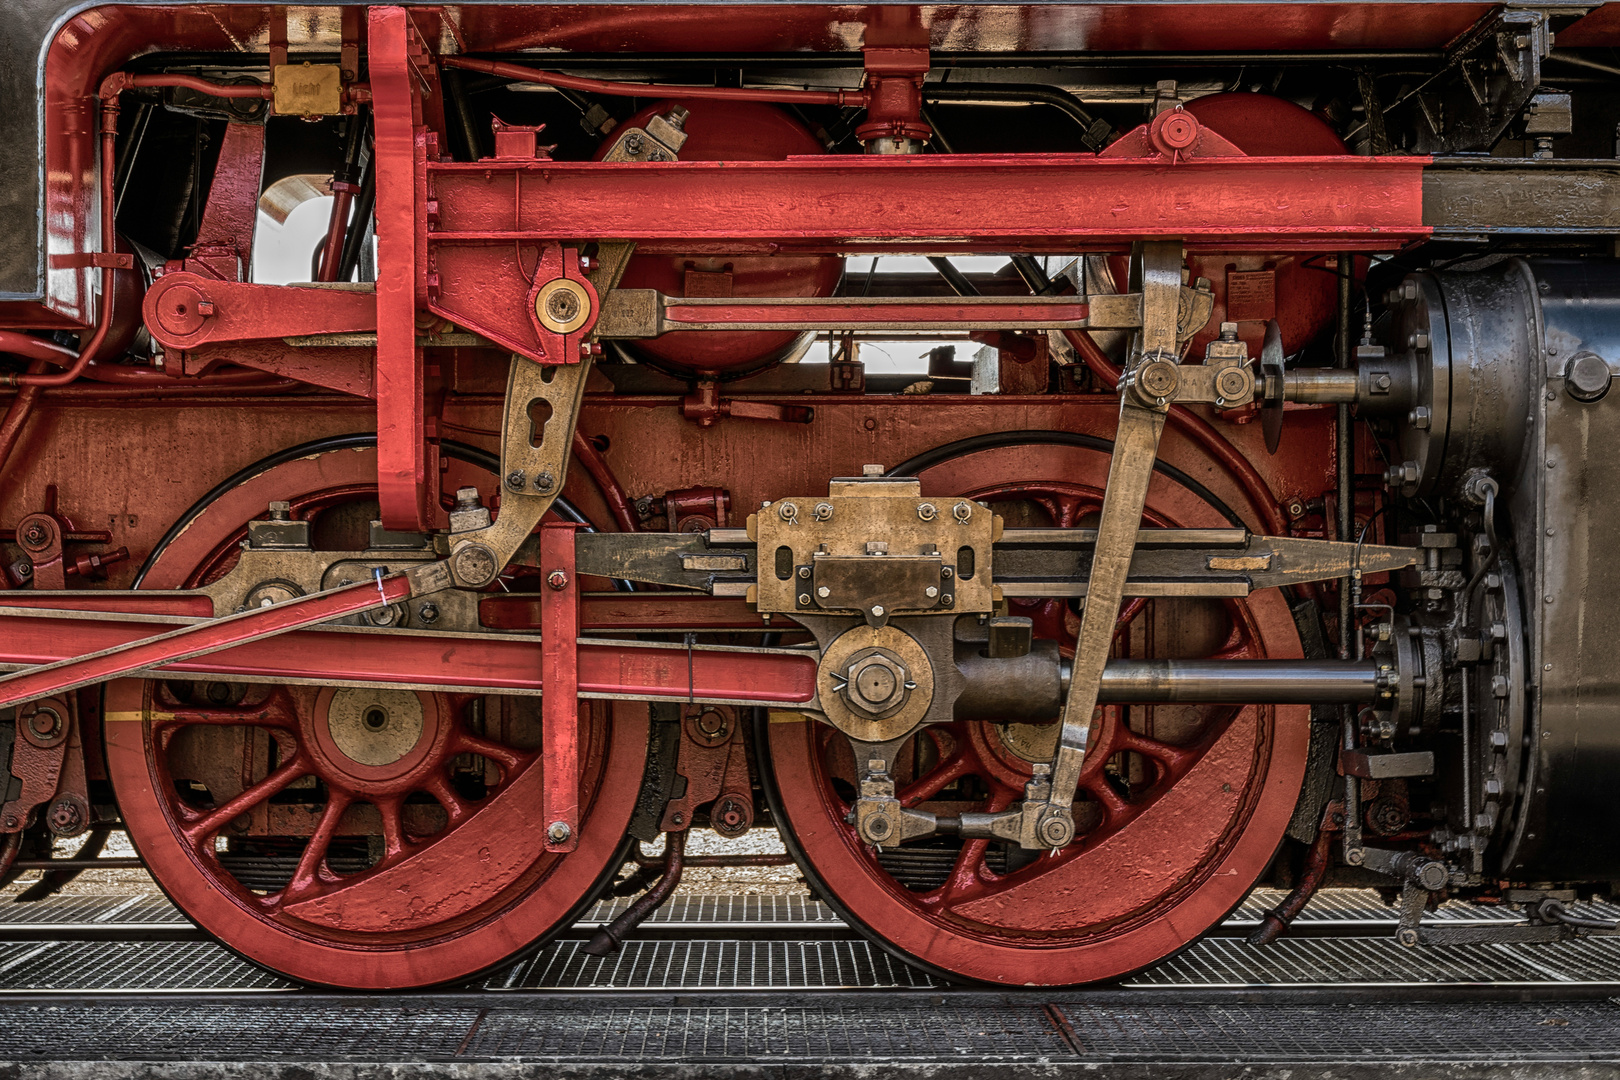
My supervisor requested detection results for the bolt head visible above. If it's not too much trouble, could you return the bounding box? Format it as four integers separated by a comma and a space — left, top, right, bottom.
817, 586, 830, 599
533, 471, 556, 493
506, 471, 527, 491
952, 502, 973, 523
547, 569, 569, 591
917, 503, 937, 522
417, 602, 440, 624
47, 799, 85, 836
546, 821, 572, 844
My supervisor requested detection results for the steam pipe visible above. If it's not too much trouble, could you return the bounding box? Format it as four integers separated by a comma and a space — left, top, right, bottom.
444, 56, 858, 107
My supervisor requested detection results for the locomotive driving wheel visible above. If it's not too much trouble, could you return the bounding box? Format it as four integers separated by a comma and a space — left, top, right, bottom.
103, 438, 645, 989
763, 437, 1311, 985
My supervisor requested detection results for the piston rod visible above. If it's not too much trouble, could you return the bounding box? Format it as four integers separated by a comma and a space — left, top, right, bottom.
1095, 659, 1381, 703
955, 654, 1382, 723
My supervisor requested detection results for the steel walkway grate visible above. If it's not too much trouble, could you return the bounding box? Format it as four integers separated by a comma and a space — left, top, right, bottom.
1127, 936, 1620, 986
583, 893, 839, 925
3, 1000, 1620, 1064
493, 938, 939, 990
1050, 1000, 1620, 1062
466, 1003, 1065, 1059
0, 941, 292, 991
0, 894, 187, 925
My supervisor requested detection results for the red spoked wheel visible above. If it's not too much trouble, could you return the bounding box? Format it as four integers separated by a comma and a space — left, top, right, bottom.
764, 439, 1309, 985
104, 440, 645, 989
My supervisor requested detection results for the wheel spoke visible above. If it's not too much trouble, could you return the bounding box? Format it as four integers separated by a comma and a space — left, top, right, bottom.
179, 755, 307, 845
451, 731, 531, 776
272, 791, 354, 907
933, 839, 993, 907
1112, 597, 1148, 643
1115, 729, 1197, 774
1081, 775, 1132, 824
898, 748, 977, 808
423, 772, 473, 826
376, 796, 409, 860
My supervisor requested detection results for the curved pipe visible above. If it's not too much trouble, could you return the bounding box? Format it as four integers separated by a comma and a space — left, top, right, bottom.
582, 831, 686, 955
0, 830, 20, 880
570, 430, 640, 533
98, 73, 274, 102
0, 332, 77, 367
0, 360, 50, 484
922, 84, 1106, 147
10, 69, 303, 390
5, 96, 119, 389
1, 332, 292, 389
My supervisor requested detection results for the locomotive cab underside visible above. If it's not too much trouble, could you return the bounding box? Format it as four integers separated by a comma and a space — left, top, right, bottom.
3, 0, 1620, 988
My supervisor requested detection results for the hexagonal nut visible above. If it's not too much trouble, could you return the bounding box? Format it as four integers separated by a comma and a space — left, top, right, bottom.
450, 543, 499, 587
841, 649, 912, 717
1567, 351, 1612, 402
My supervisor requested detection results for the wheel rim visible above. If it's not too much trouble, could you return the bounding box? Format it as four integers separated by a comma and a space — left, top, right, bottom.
767, 442, 1309, 985
105, 443, 644, 988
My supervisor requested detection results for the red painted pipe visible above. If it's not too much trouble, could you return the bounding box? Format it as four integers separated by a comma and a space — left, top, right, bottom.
571, 430, 640, 533
0, 360, 49, 483
0, 332, 76, 367
315, 184, 356, 283
444, 56, 858, 108
99, 73, 275, 102
6, 101, 119, 389
0, 332, 289, 389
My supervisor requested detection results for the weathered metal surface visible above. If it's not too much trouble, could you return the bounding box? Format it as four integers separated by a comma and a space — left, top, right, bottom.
1425, 161, 1620, 237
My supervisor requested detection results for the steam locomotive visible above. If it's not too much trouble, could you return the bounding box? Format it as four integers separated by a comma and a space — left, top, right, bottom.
2, 0, 1618, 989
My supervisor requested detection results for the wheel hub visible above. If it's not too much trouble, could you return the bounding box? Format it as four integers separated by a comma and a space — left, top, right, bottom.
324, 688, 427, 770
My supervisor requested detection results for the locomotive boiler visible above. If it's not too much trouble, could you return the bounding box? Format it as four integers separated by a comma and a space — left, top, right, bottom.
2, 0, 1620, 989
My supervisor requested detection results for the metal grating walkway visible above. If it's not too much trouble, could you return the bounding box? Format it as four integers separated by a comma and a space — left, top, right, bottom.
7, 891, 1620, 993
1, 998, 1620, 1069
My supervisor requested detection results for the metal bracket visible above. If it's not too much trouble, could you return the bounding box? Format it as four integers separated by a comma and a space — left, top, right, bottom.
444, 358, 593, 587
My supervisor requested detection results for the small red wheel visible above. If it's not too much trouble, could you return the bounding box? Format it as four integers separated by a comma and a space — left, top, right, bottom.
764, 441, 1309, 985
105, 441, 644, 989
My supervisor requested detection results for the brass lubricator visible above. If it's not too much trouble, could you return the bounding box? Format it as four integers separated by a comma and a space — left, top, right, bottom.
749, 466, 1002, 846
